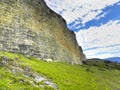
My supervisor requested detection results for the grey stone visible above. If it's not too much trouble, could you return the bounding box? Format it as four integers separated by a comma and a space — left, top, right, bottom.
44, 81, 58, 90
35, 75, 46, 83
0, 0, 85, 64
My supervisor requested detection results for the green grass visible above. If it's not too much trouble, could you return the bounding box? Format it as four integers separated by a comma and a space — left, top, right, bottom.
0, 51, 120, 90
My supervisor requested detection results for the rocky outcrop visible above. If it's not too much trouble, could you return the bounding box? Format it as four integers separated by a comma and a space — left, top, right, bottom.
0, 55, 58, 90
0, 0, 85, 64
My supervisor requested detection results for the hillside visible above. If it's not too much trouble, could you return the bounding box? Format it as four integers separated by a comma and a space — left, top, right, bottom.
106, 57, 120, 63
83, 58, 120, 70
0, 51, 120, 90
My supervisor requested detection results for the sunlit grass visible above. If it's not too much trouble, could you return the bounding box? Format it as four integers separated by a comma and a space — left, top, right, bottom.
0, 51, 120, 90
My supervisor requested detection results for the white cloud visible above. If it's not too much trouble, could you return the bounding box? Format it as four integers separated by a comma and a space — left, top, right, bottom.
83, 44, 120, 59
44, 0, 120, 59
45, 0, 119, 24
81, 10, 102, 24
75, 20, 120, 58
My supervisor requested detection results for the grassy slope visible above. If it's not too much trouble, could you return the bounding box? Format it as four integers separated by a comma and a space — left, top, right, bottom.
0, 51, 120, 90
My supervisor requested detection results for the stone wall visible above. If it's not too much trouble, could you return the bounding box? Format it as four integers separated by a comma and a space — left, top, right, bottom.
0, 0, 85, 64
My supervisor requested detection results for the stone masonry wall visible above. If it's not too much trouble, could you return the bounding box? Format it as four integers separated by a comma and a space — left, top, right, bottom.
0, 0, 85, 64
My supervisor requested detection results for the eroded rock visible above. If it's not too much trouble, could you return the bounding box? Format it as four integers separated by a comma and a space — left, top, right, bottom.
0, 0, 85, 64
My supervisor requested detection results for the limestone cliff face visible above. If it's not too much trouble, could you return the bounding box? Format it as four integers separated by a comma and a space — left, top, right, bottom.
0, 0, 85, 64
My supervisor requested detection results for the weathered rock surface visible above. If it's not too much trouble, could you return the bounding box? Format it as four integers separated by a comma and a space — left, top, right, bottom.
0, 0, 85, 64
0, 55, 58, 90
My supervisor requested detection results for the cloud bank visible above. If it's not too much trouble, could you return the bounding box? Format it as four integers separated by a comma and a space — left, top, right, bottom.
45, 0, 119, 23
75, 20, 120, 59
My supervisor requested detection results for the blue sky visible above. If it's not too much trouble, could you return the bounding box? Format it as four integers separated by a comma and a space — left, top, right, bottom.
45, 0, 120, 60
68, 1, 120, 31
